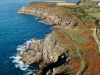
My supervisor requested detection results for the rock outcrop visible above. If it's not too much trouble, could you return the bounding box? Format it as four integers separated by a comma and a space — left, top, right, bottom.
18, 2, 81, 29
18, 2, 100, 75
19, 30, 74, 75
18, 2, 82, 75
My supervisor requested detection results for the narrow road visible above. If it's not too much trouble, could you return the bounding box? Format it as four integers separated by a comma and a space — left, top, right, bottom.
59, 30, 88, 75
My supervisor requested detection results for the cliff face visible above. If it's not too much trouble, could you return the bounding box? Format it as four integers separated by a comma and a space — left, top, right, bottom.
18, 2, 81, 29
20, 30, 74, 75
18, 2, 100, 75
18, 2, 81, 75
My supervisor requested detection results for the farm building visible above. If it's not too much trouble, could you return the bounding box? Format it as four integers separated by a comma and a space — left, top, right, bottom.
95, 1, 100, 5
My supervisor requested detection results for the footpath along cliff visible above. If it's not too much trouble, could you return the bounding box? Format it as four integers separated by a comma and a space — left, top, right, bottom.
18, 2, 100, 75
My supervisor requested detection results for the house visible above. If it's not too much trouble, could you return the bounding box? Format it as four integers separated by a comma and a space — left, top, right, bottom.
95, 1, 100, 5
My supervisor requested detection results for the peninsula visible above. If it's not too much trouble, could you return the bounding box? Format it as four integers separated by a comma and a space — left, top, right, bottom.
18, 1, 100, 75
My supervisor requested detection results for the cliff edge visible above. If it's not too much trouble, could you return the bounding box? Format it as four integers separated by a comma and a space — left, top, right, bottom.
18, 2, 81, 29
19, 30, 74, 75
18, 2, 100, 75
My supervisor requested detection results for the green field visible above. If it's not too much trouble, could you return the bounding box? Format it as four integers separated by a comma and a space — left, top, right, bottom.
89, 12, 100, 20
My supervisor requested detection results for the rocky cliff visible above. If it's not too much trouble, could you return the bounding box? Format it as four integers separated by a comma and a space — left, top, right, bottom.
18, 2, 84, 75
19, 30, 74, 75
17, 2, 84, 75
17, 2, 100, 75
18, 2, 81, 29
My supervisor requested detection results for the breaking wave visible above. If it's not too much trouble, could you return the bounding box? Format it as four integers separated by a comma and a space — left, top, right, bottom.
10, 39, 39, 74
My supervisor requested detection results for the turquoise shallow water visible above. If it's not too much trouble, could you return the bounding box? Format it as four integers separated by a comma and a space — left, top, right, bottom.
0, 0, 52, 75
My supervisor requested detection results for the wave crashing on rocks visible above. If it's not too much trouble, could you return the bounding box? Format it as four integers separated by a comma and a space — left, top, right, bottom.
10, 39, 39, 74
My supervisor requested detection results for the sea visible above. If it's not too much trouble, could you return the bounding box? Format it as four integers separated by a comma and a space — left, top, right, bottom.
0, 0, 79, 75
0, 0, 52, 75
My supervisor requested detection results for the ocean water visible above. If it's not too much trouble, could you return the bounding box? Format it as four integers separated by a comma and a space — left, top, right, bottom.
0, 0, 52, 75
68, 0, 80, 2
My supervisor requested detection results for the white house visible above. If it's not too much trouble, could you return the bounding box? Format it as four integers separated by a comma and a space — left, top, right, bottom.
95, 1, 100, 5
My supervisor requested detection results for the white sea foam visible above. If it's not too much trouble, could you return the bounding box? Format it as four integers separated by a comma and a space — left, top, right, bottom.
35, 18, 38, 19
39, 21, 48, 25
24, 70, 34, 75
10, 39, 39, 72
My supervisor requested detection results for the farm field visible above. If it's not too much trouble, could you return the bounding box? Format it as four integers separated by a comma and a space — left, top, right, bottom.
89, 12, 100, 20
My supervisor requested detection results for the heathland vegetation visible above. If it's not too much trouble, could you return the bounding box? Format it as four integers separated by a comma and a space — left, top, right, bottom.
60, 1, 100, 75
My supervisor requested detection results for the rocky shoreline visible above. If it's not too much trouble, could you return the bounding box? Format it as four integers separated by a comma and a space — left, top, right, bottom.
18, 2, 81, 29
19, 31, 74, 75
18, 2, 82, 75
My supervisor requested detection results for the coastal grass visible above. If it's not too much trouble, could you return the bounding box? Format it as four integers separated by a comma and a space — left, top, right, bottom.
61, 3, 100, 24
59, 29, 88, 75
63, 29, 88, 44
62, 5, 93, 23
89, 12, 100, 20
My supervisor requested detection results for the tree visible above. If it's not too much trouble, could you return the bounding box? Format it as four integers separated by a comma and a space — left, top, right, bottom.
77, 0, 82, 5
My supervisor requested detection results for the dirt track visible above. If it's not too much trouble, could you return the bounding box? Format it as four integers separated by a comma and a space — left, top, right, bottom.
56, 2, 76, 6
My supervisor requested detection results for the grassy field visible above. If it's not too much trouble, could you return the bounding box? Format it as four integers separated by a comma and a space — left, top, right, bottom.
59, 29, 88, 75
61, 5, 94, 23
89, 12, 100, 20
61, 2, 100, 23
56, 2, 76, 6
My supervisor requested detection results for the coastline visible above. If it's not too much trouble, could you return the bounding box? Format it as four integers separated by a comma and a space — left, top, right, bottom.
17, 2, 79, 75
17, 2, 100, 75
18, 30, 74, 75
18, 2, 81, 29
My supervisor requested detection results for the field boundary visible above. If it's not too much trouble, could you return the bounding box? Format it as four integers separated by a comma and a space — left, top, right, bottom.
93, 27, 100, 52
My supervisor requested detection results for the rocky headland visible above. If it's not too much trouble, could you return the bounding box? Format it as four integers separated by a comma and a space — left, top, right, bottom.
18, 2, 81, 75
18, 2, 100, 75
18, 2, 81, 29
19, 30, 74, 75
